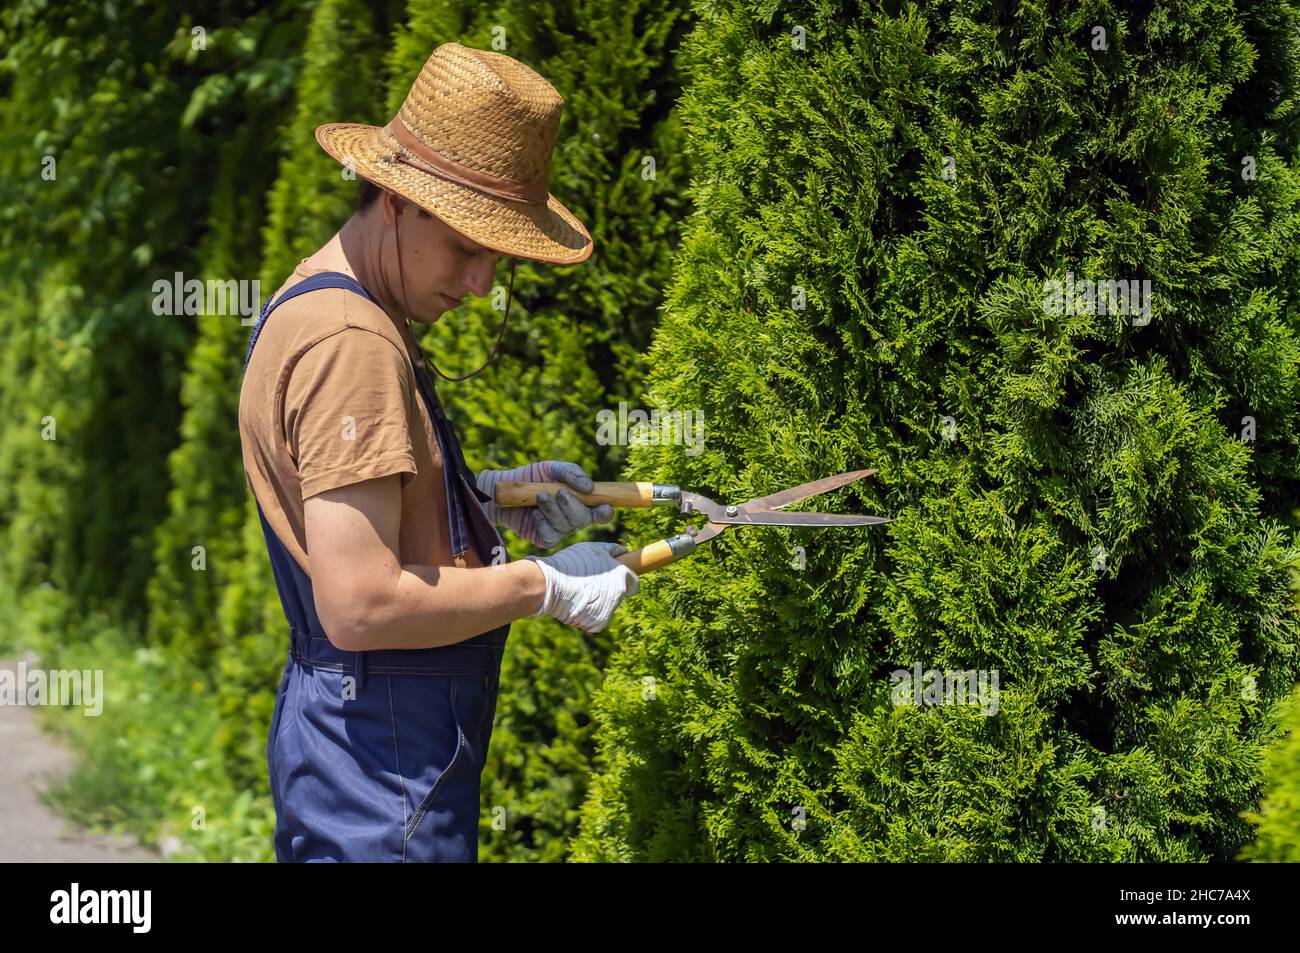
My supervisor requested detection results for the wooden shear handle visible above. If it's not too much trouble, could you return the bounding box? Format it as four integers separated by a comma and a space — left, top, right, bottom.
493, 480, 664, 508
493, 481, 688, 575
613, 533, 697, 575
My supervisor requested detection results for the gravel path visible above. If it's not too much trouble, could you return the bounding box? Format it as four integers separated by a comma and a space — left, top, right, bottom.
0, 656, 158, 862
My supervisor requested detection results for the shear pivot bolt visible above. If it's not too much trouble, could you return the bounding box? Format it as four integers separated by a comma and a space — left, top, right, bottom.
725, 505, 738, 517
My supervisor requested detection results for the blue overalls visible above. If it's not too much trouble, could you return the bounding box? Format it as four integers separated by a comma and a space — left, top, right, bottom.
243, 271, 510, 862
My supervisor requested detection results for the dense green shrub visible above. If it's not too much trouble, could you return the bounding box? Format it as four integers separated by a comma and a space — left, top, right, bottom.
0, 0, 311, 857
573, 0, 1300, 861
1240, 682, 1300, 860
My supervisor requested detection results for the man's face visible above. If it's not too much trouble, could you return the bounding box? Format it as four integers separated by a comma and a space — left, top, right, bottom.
381, 191, 503, 324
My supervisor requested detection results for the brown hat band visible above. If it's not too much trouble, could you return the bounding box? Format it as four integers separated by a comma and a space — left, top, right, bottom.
384, 118, 549, 205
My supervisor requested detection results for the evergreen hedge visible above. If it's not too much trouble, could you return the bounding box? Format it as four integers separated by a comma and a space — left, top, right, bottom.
573, 0, 1300, 862
1240, 682, 1300, 860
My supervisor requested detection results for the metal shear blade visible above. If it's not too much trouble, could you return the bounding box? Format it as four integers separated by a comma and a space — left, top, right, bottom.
678, 468, 892, 544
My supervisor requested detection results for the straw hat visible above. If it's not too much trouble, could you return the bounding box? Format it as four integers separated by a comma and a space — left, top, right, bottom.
315, 42, 593, 266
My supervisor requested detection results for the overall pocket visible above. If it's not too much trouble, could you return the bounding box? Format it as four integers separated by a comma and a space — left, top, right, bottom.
397, 675, 467, 844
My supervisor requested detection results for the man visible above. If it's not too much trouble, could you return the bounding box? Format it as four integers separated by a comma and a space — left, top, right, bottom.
238, 42, 640, 862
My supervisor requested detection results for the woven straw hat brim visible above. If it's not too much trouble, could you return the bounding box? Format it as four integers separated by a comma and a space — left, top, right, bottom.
316, 121, 593, 266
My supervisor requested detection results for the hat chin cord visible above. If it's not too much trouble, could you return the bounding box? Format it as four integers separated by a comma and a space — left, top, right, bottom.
395, 205, 516, 383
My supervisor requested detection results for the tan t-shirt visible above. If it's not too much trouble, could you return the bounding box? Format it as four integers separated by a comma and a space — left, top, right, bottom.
239, 260, 490, 576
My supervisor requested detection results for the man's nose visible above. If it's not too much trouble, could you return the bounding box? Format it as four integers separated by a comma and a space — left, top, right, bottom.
464, 254, 502, 298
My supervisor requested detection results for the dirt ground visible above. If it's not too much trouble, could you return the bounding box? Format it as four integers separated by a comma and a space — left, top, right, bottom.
0, 656, 158, 862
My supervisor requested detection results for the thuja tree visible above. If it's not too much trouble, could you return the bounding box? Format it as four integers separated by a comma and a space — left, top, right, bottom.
573, 0, 1300, 861
0, 2, 310, 854
0, 2, 202, 622
386, 0, 695, 860
0, 2, 311, 627
1240, 682, 1300, 860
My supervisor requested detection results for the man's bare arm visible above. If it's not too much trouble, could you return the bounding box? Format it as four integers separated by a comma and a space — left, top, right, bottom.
304, 473, 546, 651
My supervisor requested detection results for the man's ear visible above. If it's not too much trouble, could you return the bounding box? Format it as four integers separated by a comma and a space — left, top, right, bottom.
380, 189, 431, 224
380, 188, 403, 225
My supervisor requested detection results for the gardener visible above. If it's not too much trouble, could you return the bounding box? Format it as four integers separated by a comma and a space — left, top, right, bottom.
238, 42, 640, 863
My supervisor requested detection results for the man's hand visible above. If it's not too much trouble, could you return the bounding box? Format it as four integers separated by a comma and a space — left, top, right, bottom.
525, 541, 639, 632
475, 460, 614, 549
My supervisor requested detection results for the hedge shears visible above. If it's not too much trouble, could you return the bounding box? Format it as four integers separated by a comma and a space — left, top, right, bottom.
494, 468, 892, 575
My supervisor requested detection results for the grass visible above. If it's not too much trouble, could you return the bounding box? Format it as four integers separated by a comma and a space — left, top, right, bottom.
0, 578, 276, 862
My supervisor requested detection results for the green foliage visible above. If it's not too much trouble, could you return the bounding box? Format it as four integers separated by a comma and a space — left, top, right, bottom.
1240, 682, 1300, 860
261, 0, 390, 285
573, 0, 1300, 861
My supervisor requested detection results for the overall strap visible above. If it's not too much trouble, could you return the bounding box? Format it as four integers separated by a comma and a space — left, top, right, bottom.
410, 361, 497, 565
243, 271, 380, 374
412, 363, 493, 502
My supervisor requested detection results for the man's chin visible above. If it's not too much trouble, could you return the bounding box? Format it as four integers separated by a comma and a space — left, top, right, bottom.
409, 302, 447, 324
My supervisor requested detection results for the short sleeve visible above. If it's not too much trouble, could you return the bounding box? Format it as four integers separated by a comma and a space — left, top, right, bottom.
284, 329, 418, 500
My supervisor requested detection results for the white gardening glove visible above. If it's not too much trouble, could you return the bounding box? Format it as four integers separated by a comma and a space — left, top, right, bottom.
475, 460, 614, 549
524, 542, 640, 633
